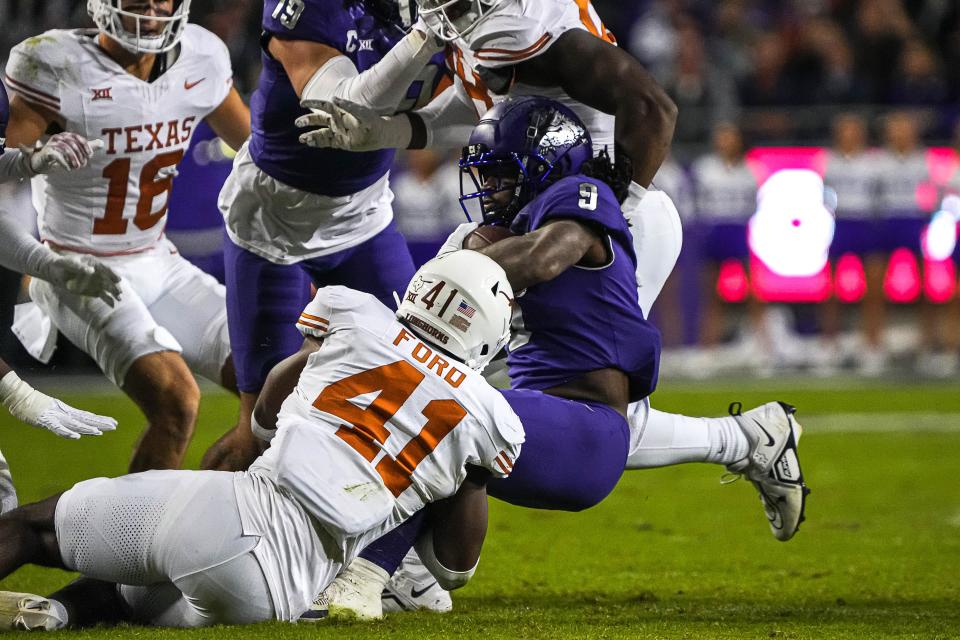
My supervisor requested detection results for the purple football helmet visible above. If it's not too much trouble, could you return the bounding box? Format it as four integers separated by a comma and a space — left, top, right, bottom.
459, 96, 593, 224
0, 81, 8, 155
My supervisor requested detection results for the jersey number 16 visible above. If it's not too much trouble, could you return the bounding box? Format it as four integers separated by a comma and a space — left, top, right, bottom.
92, 150, 184, 235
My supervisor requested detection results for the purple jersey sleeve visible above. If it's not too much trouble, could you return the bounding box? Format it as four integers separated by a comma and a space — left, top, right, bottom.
262, 0, 356, 51
511, 176, 624, 236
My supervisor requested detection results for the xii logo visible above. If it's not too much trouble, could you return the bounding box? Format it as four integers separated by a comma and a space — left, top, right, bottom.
91, 87, 113, 101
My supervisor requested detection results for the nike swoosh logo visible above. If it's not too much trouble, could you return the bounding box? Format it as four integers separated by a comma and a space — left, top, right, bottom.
752, 418, 776, 447
410, 582, 438, 599
184, 78, 206, 90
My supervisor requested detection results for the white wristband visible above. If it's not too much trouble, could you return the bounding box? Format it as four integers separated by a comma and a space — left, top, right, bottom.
0, 371, 53, 424
251, 410, 277, 442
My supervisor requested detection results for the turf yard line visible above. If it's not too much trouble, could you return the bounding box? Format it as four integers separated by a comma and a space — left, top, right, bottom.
801, 412, 960, 433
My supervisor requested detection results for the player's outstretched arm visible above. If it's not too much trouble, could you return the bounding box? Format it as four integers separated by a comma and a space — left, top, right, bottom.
0, 94, 100, 181
0, 209, 122, 307
204, 87, 251, 152
0, 360, 117, 439
514, 30, 677, 189
415, 465, 491, 590
270, 26, 440, 118
251, 337, 323, 440
299, 83, 479, 151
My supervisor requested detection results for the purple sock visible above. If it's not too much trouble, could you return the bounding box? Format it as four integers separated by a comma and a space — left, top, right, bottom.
358, 510, 425, 576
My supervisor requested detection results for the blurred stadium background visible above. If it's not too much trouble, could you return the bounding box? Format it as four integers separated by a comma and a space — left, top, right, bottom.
5, 0, 960, 382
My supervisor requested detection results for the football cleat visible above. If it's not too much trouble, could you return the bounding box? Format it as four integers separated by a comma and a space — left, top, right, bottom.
381, 550, 453, 614
0, 592, 67, 631
726, 401, 810, 541
299, 559, 387, 622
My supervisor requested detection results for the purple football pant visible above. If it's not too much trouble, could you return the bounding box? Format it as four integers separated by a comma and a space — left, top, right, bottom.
488, 389, 629, 511
359, 389, 629, 574
224, 220, 416, 393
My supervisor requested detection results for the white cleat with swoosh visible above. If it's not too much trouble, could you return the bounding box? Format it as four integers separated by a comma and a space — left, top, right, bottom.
726, 401, 810, 541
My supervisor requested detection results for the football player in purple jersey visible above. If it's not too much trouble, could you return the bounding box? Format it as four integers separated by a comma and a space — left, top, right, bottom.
208, 0, 453, 469
320, 97, 809, 618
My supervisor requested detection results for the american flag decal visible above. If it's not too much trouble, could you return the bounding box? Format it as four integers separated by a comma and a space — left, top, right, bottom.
457, 300, 476, 318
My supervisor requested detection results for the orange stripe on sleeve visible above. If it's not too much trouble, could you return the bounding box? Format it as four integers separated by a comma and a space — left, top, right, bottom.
297, 318, 328, 331
475, 33, 553, 62
574, 0, 616, 44
300, 311, 329, 324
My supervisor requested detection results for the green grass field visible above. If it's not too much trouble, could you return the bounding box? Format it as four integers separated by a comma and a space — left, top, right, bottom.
1, 377, 958, 639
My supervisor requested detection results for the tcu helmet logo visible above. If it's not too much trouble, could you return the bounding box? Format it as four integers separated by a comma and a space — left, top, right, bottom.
91, 87, 113, 101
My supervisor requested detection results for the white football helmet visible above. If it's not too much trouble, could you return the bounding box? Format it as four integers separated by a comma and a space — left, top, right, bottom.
396, 250, 513, 372
88, 0, 191, 54
416, 0, 503, 41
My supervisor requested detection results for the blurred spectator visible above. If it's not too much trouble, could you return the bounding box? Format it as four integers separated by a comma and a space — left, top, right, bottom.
650, 157, 695, 347
659, 18, 740, 140
851, 0, 915, 102
822, 113, 885, 374
690, 123, 761, 354
390, 150, 465, 242
888, 39, 948, 105
876, 111, 931, 215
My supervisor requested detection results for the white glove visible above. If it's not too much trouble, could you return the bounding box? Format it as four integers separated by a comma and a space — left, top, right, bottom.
19, 134, 103, 175
296, 97, 411, 151
0, 371, 117, 439
437, 222, 479, 258
43, 254, 123, 307
411, 17, 445, 51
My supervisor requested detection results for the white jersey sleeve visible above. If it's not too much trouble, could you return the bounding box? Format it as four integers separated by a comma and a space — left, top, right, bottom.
295, 286, 388, 340
449, 0, 616, 151
5, 33, 66, 114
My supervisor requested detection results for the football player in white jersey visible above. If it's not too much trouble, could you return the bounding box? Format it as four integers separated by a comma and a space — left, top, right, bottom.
0, 81, 120, 515
2, 0, 251, 471
0, 251, 522, 630
298, 0, 683, 314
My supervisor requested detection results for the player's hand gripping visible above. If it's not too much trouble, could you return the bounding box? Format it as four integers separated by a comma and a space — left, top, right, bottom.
44, 254, 123, 307
437, 222, 479, 258
296, 97, 408, 151
19, 133, 104, 174
0, 372, 117, 439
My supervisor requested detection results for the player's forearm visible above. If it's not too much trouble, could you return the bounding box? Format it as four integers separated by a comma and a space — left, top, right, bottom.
478, 222, 593, 290
415, 468, 490, 589
410, 84, 479, 149
614, 89, 677, 187
301, 30, 440, 115
517, 31, 677, 187
0, 207, 55, 278
0, 149, 34, 182
253, 338, 321, 430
